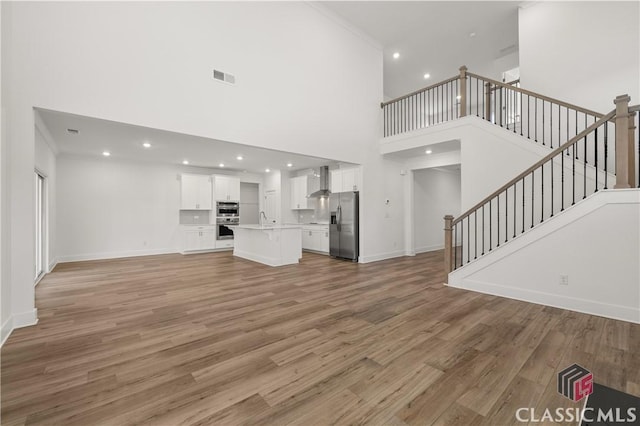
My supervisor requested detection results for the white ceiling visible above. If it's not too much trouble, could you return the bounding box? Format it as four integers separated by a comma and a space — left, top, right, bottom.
384, 139, 460, 160
322, 1, 521, 99
37, 109, 340, 174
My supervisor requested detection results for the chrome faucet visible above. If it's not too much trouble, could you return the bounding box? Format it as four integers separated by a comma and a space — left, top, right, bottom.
259, 211, 268, 226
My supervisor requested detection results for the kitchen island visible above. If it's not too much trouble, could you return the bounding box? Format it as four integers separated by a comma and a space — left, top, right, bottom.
231, 225, 302, 267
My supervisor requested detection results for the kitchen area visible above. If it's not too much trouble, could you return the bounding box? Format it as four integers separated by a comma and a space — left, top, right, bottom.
178, 165, 361, 265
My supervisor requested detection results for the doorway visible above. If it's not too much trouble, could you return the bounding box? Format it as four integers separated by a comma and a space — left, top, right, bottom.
412, 166, 461, 253
239, 182, 259, 224
34, 171, 47, 282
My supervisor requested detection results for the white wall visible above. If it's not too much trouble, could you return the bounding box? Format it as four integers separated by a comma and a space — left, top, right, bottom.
57, 156, 207, 261
449, 189, 640, 324
519, 2, 640, 113
0, 0, 9, 344
56, 155, 264, 262
413, 168, 461, 253
2, 2, 389, 332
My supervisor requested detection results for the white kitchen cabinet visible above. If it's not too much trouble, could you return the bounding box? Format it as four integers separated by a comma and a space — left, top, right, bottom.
330, 167, 361, 193
341, 168, 360, 192
290, 175, 318, 210
216, 239, 234, 249
181, 174, 213, 210
214, 175, 241, 202
318, 229, 329, 252
182, 226, 216, 253
301, 229, 314, 249
330, 170, 342, 194
301, 225, 329, 253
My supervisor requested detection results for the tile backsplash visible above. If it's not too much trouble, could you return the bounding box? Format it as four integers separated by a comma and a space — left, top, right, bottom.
297, 196, 330, 224
179, 210, 211, 225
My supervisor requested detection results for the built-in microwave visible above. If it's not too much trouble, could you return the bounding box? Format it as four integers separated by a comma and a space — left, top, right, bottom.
217, 202, 239, 217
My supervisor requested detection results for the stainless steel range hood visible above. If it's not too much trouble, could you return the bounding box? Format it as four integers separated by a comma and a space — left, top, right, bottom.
309, 166, 331, 198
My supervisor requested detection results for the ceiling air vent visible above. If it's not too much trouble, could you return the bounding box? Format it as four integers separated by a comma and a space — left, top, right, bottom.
67, 128, 79, 134
212, 69, 236, 85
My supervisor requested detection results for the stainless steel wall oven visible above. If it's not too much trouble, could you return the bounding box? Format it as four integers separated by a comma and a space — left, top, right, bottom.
216, 217, 238, 240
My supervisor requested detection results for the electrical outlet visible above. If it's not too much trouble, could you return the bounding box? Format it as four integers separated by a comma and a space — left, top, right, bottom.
559, 275, 569, 286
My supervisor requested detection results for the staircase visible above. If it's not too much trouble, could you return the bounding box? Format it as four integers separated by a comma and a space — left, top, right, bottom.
380, 66, 640, 278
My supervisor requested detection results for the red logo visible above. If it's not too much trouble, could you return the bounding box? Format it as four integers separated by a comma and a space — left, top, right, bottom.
558, 364, 593, 402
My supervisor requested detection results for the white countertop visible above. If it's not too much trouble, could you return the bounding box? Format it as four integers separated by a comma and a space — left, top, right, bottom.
231, 224, 302, 230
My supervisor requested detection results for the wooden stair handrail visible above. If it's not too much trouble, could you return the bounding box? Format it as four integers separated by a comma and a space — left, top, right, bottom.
452, 109, 617, 227
380, 68, 606, 123
380, 75, 458, 108
466, 71, 605, 119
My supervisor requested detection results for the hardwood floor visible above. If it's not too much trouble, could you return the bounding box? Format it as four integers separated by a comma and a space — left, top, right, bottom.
2, 250, 638, 425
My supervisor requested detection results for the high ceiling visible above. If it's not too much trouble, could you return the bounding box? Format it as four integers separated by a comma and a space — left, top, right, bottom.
321, 1, 521, 99
37, 109, 338, 174
38, 3, 520, 169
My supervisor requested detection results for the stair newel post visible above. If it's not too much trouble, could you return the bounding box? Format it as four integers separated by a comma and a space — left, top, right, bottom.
614, 94, 632, 188
444, 215, 454, 282
629, 110, 637, 188
459, 66, 468, 118
485, 82, 492, 122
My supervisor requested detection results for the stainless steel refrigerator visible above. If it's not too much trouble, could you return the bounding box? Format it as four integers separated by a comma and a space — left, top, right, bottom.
329, 191, 359, 261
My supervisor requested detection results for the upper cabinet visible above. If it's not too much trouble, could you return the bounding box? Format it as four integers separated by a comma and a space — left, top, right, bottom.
213, 175, 240, 202
330, 167, 361, 193
181, 174, 213, 210
290, 175, 318, 210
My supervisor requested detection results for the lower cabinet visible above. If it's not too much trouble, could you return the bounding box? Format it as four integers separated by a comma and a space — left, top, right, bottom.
301, 226, 329, 253
215, 239, 234, 249
182, 226, 216, 253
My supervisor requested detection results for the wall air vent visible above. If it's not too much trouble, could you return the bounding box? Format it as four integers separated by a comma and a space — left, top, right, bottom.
212, 69, 236, 85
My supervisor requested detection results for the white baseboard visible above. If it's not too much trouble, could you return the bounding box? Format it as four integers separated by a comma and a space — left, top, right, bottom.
13, 309, 39, 328
415, 244, 444, 254
1, 316, 14, 347
57, 248, 178, 263
449, 278, 640, 324
359, 250, 407, 264
180, 248, 229, 255
48, 257, 58, 272
302, 249, 329, 256
1, 309, 39, 348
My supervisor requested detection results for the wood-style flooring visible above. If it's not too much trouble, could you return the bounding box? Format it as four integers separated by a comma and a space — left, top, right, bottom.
2, 250, 639, 425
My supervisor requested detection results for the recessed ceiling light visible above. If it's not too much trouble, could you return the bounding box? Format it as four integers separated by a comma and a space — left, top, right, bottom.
456, 95, 462, 100
219, 163, 225, 168
67, 128, 79, 134
182, 160, 189, 165
425, 149, 433, 155
265, 168, 271, 173
423, 73, 430, 79
469, 32, 477, 38
143, 142, 151, 148
102, 151, 111, 157
236, 155, 243, 161
286, 163, 293, 168
392, 52, 400, 59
